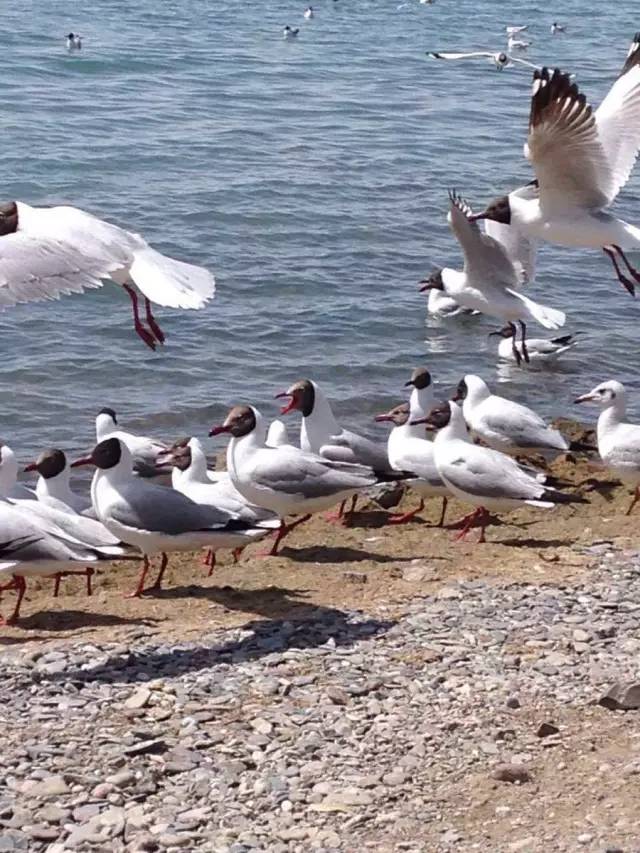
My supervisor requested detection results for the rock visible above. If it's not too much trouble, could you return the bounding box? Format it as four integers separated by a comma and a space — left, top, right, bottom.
599, 682, 640, 711
26, 826, 60, 842
105, 770, 135, 788
536, 722, 560, 738
382, 771, 405, 786
93, 782, 115, 798
506, 696, 521, 709
342, 571, 367, 584
491, 764, 532, 784
25, 776, 69, 798
326, 686, 349, 705
250, 717, 272, 736
123, 739, 167, 757
577, 833, 593, 845
401, 565, 437, 583
124, 688, 152, 710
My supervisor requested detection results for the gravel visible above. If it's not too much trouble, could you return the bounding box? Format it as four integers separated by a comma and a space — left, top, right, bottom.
1, 548, 640, 851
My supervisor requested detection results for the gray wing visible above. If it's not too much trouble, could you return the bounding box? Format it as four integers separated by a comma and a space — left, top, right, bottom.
251, 447, 376, 500
0, 504, 107, 564
320, 430, 391, 471
481, 401, 567, 450
16, 501, 122, 547
111, 482, 236, 534
441, 444, 546, 501
448, 194, 518, 286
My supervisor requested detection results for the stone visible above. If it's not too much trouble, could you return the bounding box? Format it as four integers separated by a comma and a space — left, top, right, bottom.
506, 696, 521, 709
123, 739, 167, 757
342, 572, 367, 584
250, 717, 272, 736
491, 764, 532, 784
577, 834, 593, 845
105, 770, 135, 788
599, 682, 640, 711
124, 688, 152, 710
536, 722, 560, 738
26, 776, 69, 798
326, 686, 349, 706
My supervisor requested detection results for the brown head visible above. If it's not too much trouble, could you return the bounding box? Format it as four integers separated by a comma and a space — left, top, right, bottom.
374, 402, 410, 426
404, 367, 432, 390
274, 378, 315, 416
419, 269, 444, 292
171, 444, 192, 472
209, 405, 257, 438
469, 195, 511, 225
24, 448, 67, 478
71, 437, 122, 470
451, 377, 468, 402
488, 324, 515, 340
0, 202, 18, 237
410, 402, 452, 431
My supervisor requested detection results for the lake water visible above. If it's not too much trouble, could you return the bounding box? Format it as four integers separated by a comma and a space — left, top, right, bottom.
3, 0, 640, 460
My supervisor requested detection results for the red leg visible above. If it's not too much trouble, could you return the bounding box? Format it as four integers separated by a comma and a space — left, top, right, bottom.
626, 486, 640, 516
147, 553, 169, 591
453, 508, 483, 541
202, 549, 213, 567
123, 284, 157, 350
477, 507, 490, 543
0, 576, 26, 625
232, 547, 243, 563
604, 246, 636, 296
437, 496, 448, 528
388, 498, 425, 525
259, 515, 312, 557
342, 494, 358, 525
207, 552, 216, 577
125, 555, 150, 598
145, 298, 166, 345
53, 573, 62, 598
325, 500, 347, 524
86, 567, 94, 597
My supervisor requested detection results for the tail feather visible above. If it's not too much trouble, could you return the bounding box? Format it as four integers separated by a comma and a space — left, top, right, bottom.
507, 289, 566, 330
129, 245, 215, 310
550, 333, 574, 346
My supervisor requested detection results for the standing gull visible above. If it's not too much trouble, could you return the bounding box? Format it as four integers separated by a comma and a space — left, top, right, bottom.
490, 325, 576, 364
575, 380, 640, 514
210, 406, 403, 554
454, 374, 569, 454
410, 401, 585, 542
470, 35, 640, 295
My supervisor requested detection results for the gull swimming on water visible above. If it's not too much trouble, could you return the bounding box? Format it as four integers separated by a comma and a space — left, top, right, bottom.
550, 22, 566, 34
507, 36, 531, 52
283, 26, 299, 39
470, 34, 640, 296
410, 400, 585, 543
506, 25, 528, 36
66, 33, 82, 51
0, 201, 215, 349
575, 380, 640, 514
490, 325, 577, 364
304, 7, 314, 19
427, 50, 537, 71
419, 192, 563, 364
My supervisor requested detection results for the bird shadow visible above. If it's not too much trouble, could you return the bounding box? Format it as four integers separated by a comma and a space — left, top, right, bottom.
277, 544, 414, 564
0, 610, 160, 638
40, 587, 395, 685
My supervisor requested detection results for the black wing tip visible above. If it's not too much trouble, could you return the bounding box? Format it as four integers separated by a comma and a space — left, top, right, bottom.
620, 33, 640, 77
530, 65, 587, 128
541, 488, 589, 505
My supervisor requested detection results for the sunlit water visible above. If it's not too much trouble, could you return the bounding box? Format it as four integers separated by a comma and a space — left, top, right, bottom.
2, 0, 640, 467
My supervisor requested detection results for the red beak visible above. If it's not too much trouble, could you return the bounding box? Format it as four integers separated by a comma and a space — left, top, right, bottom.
374, 413, 394, 422
209, 425, 230, 437
274, 391, 296, 415
23, 462, 38, 473
468, 212, 486, 222
409, 416, 428, 426
70, 455, 94, 468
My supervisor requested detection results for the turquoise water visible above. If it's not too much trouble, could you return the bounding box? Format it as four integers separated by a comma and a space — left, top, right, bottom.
3, 0, 640, 457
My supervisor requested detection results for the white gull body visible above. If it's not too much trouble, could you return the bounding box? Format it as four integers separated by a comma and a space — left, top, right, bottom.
492, 328, 577, 363
427, 50, 537, 71
26, 449, 89, 514
457, 374, 569, 454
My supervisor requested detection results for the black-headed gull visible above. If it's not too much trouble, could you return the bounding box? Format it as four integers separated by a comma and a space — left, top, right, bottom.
283, 26, 299, 39
419, 192, 562, 364
304, 7, 314, 19
72, 437, 271, 595
490, 325, 576, 364
374, 403, 449, 525
95, 407, 170, 478
575, 380, 640, 514
0, 504, 131, 624
24, 449, 89, 514
0, 200, 215, 349
426, 50, 537, 71
470, 37, 640, 296
404, 367, 437, 422
507, 36, 531, 52
506, 25, 528, 36
453, 374, 569, 454
210, 406, 401, 554
164, 436, 279, 571
410, 400, 585, 542
276, 379, 391, 522
66, 32, 82, 51
550, 23, 566, 34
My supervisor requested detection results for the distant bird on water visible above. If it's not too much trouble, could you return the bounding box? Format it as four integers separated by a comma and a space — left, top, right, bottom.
304, 7, 314, 19
66, 32, 82, 51
283, 25, 299, 39
551, 22, 566, 34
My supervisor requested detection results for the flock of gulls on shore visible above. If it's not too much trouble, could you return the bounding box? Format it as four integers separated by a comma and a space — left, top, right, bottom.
1, 17, 640, 625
